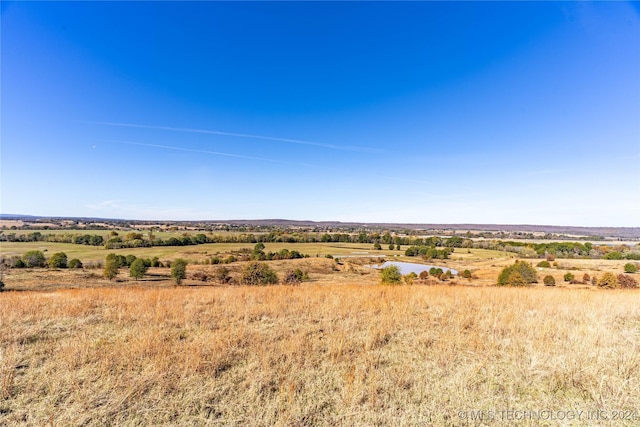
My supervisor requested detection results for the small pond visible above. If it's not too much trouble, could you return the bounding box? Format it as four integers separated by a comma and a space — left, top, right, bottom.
368, 261, 458, 275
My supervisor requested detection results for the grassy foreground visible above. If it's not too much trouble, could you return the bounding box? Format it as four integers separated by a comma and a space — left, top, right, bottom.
1, 285, 640, 426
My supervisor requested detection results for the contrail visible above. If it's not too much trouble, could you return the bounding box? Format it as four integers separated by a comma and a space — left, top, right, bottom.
108, 140, 314, 167
89, 121, 380, 153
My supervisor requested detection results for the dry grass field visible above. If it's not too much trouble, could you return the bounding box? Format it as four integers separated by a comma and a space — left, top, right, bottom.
2, 283, 640, 426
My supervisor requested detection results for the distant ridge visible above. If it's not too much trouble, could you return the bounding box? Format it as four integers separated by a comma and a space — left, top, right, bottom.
221, 220, 640, 239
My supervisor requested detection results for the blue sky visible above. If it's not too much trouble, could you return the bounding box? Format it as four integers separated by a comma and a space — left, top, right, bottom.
2, 1, 639, 226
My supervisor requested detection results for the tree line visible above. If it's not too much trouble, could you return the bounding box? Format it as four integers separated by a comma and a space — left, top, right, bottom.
2, 229, 638, 260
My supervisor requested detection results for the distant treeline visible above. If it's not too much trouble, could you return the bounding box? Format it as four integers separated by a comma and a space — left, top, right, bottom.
1, 230, 638, 260
0, 231, 105, 246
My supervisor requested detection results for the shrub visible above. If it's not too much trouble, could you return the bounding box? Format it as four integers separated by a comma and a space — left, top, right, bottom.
192, 271, 209, 282
0, 279, 4, 291
419, 270, 429, 280
48, 252, 68, 269
429, 267, 443, 277
22, 250, 46, 268
240, 262, 278, 285
214, 266, 231, 284
536, 261, 551, 268
325, 254, 333, 259
373, 243, 382, 250
618, 274, 638, 289
543, 275, 556, 286
171, 259, 188, 285
604, 251, 623, 260
597, 272, 619, 289
68, 258, 83, 269
564, 272, 575, 282
462, 269, 473, 279
129, 258, 148, 281
150, 257, 161, 268
497, 261, 538, 286
404, 272, 418, 285
582, 273, 590, 283
380, 265, 402, 285
546, 254, 556, 262
624, 263, 637, 274
284, 268, 308, 285
506, 271, 526, 286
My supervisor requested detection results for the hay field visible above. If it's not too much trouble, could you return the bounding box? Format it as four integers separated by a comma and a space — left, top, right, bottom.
2, 284, 640, 426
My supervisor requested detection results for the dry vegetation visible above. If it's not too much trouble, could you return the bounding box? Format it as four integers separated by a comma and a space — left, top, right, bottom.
2, 284, 640, 426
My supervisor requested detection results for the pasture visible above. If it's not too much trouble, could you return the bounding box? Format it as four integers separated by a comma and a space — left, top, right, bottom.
1, 285, 640, 426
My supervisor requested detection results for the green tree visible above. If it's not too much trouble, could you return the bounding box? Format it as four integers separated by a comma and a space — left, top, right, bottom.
564, 272, 575, 282
429, 267, 443, 277
106, 253, 126, 268
536, 261, 551, 268
373, 242, 382, 250
129, 258, 148, 281
68, 258, 83, 269
48, 252, 68, 269
380, 265, 402, 285
125, 254, 137, 267
22, 250, 46, 268
240, 262, 278, 285
103, 256, 119, 280
90, 235, 104, 246
497, 261, 538, 286
543, 275, 556, 286
171, 259, 188, 285
462, 269, 473, 280
624, 263, 637, 274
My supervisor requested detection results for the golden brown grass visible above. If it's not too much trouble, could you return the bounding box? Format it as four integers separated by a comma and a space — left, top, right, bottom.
2, 284, 640, 426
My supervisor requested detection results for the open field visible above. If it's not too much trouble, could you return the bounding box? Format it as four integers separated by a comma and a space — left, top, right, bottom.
2, 285, 640, 426
1, 239, 635, 291
0, 240, 508, 264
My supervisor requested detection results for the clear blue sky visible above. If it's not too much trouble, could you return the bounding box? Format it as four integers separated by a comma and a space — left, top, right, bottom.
2, 1, 639, 226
